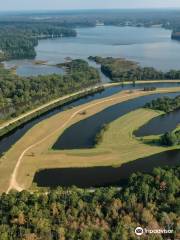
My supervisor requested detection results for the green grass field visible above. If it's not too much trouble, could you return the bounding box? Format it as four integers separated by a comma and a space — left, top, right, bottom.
95, 108, 180, 164
1, 88, 180, 193
19, 108, 179, 190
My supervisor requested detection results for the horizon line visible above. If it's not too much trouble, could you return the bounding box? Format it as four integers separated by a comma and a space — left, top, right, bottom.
0, 8, 180, 13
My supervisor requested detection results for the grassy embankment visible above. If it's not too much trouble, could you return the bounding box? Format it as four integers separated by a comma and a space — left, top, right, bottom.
0, 87, 180, 193
0, 86, 104, 139
1, 79, 180, 137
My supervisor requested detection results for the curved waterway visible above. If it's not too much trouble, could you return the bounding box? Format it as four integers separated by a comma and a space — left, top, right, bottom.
135, 108, 180, 137
34, 150, 180, 188
53, 92, 180, 149
0, 83, 179, 155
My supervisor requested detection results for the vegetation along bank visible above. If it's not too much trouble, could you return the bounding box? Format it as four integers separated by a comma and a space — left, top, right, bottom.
89, 56, 180, 82
0, 166, 179, 239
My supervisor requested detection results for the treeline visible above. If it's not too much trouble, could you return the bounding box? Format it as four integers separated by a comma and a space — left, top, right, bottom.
2, 9, 180, 31
0, 22, 76, 59
89, 56, 180, 81
0, 60, 100, 119
144, 95, 180, 113
0, 166, 179, 239
0, 87, 104, 140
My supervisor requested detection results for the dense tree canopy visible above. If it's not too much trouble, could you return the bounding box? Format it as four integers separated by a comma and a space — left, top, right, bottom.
0, 166, 179, 239
0, 23, 76, 59
144, 95, 180, 113
89, 56, 180, 81
160, 130, 180, 146
0, 60, 100, 119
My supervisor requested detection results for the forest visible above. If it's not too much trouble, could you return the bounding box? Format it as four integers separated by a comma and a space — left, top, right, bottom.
144, 95, 180, 113
0, 60, 100, 119
2, 9, 180, 30
0, 23, 76, 59
0, 166, 179, 239
89, 56, 180, 81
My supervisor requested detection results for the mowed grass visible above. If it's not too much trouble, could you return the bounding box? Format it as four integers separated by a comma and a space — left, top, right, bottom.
97, 109, 170, 161
18, 108, 179, 191
0, 87, 180, 192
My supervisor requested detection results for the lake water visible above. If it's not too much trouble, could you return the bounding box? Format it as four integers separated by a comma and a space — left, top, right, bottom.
135, 108, 180, 137
1, 83, 179, 155
53, 92, 180, 150
2, 25, 180, 188
3, 60, 64, 77
4, 26, 180, 77
0, 83, 179, 188
34, 150, 180, 188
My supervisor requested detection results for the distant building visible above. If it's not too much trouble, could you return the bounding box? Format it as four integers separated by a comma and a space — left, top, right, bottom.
151, 24, 163, 28
96, 20, 104, 26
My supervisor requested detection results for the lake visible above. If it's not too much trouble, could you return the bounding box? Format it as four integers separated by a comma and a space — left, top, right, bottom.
4, 26, 180, 77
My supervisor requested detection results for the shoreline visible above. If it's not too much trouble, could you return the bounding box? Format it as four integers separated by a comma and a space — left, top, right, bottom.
1, 87, 180, 193
1, 80, 180, 139
0, 86, 104, 140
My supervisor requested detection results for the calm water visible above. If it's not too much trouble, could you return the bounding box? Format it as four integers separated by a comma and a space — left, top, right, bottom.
0, 83, 179, 155
34, 150, 180, 188
2, 25, 180, 188
53, 92, 180, 150
4, 26, 180, 76
35, 26, 180, 70
3, 60, 64, 77
135, 108, 180, 137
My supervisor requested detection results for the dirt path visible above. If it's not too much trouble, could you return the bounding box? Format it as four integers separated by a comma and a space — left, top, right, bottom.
2, 80, 180, 130
6, 88, 180, 193
0, 85, 104, 130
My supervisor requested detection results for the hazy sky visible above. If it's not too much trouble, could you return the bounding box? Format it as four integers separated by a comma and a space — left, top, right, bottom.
1, 0, 180, 11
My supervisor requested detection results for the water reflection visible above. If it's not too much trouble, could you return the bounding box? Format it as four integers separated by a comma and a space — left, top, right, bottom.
135, 108, 180, 137
53, 92, 180, 149
34, 150, 180, 188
